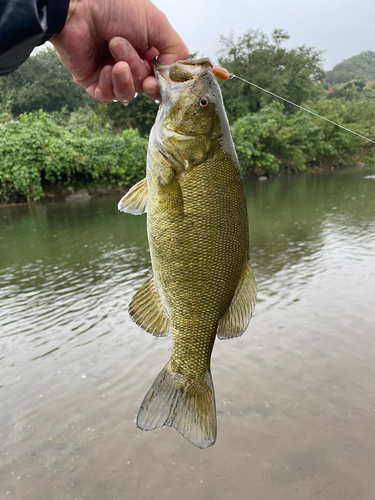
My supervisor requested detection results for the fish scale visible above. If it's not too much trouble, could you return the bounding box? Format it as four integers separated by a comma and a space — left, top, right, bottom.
118, 58, 257, 448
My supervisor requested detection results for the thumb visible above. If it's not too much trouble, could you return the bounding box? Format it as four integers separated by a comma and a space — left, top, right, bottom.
146, 11, 189, 65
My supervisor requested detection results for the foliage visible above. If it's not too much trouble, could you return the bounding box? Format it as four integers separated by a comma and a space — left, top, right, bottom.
0, 78, 15, 119
0, 109, 147, 203
324, 51, 375, 86
326, 77, 375, 101
311, 97, 375, 166
218, 29, 325, 123
231, 96, 375, 175
0, 48, 90, 116
231, 103, 324, 174
95, 93, 158, 137
1, 33, 375, 204
0, 47, 159, 137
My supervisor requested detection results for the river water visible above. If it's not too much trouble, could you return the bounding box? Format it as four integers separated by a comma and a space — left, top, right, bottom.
1, 167, 375, 500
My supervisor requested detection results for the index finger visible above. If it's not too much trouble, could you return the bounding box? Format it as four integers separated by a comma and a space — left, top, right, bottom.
109, 37, 153, 94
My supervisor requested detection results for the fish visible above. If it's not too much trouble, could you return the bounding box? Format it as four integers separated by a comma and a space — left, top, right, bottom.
118, 58, 256, 449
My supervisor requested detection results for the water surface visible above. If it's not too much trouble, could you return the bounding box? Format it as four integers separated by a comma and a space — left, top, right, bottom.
1, 167, 375, 499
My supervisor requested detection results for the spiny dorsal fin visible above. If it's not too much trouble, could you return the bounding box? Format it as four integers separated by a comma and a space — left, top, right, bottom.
129, 275, 170, 337
118, 178, 147, 215
217, 261, 257, 339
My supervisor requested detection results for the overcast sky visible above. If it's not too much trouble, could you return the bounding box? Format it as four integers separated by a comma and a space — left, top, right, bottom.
153, 0, 375, 70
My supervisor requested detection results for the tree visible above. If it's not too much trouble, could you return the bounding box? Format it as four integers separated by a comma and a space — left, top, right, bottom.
218, 29, 325, 123
0, 109, 148, 203
95, 93, 158, 137
324, 51, 375, 86
326, 77, 375, 101
0, 46, 159, 137
230, 89, 375, 176
231, 102, 324, 175
1, 47, 89, 116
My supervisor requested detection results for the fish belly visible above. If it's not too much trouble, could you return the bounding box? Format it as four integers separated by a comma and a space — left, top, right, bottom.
148, 153, 249, 376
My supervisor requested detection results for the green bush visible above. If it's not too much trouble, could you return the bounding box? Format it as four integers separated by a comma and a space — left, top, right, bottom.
231, 103, 323, 174
0, 110, 147, 203
231, 97, 375, 175
1, 90, 375, 204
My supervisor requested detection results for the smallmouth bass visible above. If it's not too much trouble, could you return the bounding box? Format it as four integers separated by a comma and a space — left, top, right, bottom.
118, 58, 256, 449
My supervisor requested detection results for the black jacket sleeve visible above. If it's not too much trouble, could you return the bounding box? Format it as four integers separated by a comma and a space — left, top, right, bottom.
0, 0, 70, 76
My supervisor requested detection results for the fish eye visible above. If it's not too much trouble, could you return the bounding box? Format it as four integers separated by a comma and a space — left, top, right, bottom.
199, 96, 210, 109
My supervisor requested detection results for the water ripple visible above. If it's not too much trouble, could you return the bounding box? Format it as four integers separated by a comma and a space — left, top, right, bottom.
1, 172, 375, 497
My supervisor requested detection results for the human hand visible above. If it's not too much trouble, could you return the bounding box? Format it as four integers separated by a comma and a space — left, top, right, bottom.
51, 0, 188, 104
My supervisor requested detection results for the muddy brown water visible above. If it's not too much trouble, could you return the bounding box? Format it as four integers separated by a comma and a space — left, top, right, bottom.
1, 168, 375, 500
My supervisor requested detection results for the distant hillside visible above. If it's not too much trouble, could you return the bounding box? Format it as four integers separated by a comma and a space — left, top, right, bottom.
325, 51, 375, 85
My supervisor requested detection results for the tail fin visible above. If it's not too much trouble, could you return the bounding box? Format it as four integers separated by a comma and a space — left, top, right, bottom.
136, 363, 216, 449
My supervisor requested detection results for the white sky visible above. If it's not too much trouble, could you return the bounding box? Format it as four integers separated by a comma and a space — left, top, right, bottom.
153, 0, 375, 70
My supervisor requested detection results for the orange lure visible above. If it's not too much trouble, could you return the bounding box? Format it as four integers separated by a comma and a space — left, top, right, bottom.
212, 65, 231, 81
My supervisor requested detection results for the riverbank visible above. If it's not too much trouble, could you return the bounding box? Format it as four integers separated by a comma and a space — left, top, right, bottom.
0, 185, 128, 208
2, 162, 373, 208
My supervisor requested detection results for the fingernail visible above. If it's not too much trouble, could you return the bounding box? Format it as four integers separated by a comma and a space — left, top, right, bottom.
111, 40, 129, 60
117, 67, 129, 84
85, 83, 96, 99
157, 54, 170, 65
104, 66, 112, 83
122, 100, 129, 107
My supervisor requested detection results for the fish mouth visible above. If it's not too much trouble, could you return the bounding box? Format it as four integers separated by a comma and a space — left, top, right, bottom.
153, 57, 212, 73
164, 124, 202, 137
153, 58, 213, 91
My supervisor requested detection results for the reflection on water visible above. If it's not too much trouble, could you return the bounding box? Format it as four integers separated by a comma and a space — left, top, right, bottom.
1, 167, 375, 499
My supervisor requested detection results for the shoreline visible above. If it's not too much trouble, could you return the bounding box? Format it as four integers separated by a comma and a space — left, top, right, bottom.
1, 163, 373, 209
0, 186, 128, 209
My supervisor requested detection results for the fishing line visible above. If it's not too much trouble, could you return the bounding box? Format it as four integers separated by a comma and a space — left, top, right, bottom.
230, 73, 375, 145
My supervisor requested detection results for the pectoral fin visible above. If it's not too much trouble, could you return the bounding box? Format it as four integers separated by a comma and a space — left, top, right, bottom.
217, 261, 257, 339
129, 275, 170, 337
155, 159, 184, 216
118, 178, 147, 215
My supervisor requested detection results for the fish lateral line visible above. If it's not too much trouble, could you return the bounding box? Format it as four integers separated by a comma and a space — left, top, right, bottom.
225, 73, 375, 146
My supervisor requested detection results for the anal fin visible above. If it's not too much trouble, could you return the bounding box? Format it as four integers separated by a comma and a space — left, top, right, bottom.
129, 275, 170, 337
118, 178, 147, 215
217, 261, 257, 339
